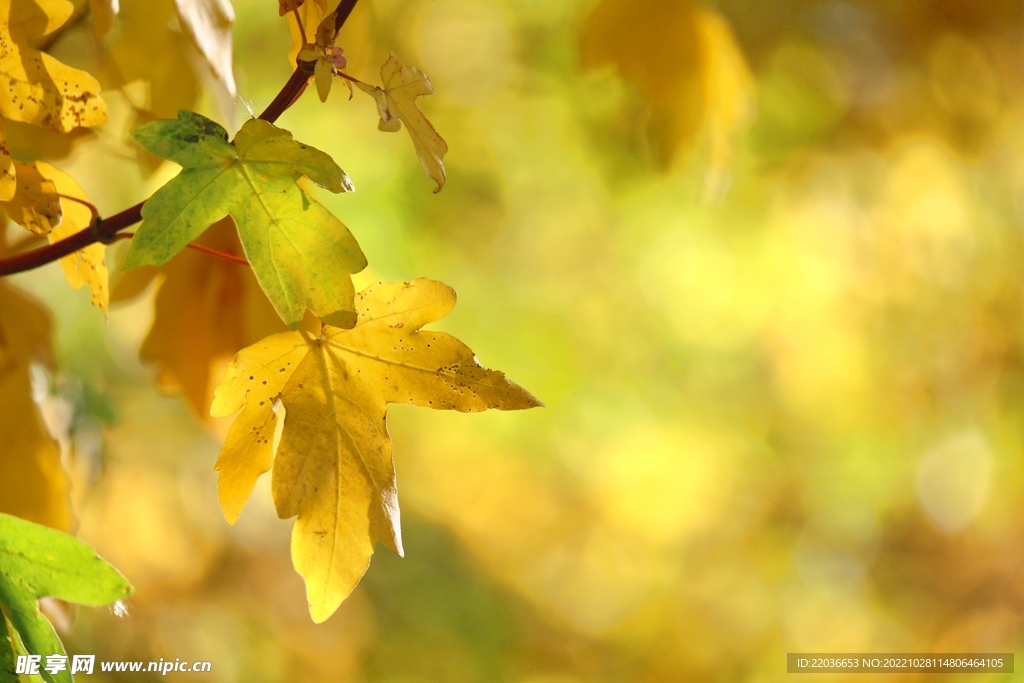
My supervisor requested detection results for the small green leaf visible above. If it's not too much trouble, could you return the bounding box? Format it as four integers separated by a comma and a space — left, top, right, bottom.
0, 618, 17, 683
122, 110, 366, 328
0, 513, 132, 683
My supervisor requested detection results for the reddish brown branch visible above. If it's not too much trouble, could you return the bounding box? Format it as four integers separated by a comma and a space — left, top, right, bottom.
0, 0, 359, 278
258, 62, 315, 123
0, 202, 142, 276
333, 0, 359, 32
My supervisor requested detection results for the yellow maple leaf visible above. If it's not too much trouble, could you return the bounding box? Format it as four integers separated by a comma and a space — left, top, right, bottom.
111, 218, 287, 417
4, 118, 95, 165
580, 0, 753, 179
356, 53, 449, 193
0, 276, 70, 531
1, 161, 62, 235
212, 278, 541, 622
0, 0, 109, 132
0, 120, 14, 202
101, 0, 199, 125
40, 163, 109, 314
90, 0, 118, 38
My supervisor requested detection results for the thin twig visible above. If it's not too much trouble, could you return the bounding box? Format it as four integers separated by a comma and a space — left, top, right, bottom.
56, 193, 101, 222
291, 7, 307, 42
0, 201, 143, 276
0, 0, 360, 278
336, 71, 367, 86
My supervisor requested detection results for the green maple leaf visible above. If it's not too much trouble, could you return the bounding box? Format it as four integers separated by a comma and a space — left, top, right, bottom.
1, 624, 16, 683
0, 513, 132, 683
121, 110, 367, 329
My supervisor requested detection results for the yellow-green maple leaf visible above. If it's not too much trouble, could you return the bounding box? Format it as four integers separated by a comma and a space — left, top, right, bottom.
123, 111, 364, 329
0, 0, 109, 132
211, 279, 541, 622
356, 53, 448, 193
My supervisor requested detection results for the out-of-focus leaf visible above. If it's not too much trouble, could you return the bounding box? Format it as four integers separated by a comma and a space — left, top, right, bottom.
694, 8, 755, 188
0, 513, 132, 683
39, 164, 109, 314
0, 274, 69, 532
581, 0, 753, 172
0, 122, 14, 202
1, 162, 62, 235
175, 0, 237, 96
0, 0, 109, 132
100, 0, 199, 124
90, 0, 118, 37
122, 111, 364, 329
211, 279, 542, 622
111, 218, 287, 417
3, 120, 95, 164
356, 53, 448, 193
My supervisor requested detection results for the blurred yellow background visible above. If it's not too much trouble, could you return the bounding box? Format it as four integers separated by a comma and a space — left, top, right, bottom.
8, 0, 1024, 680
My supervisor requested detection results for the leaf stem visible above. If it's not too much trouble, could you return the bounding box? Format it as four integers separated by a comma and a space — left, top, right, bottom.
292, 7, 306, 41
56, 193, 101, 222
107, 233, 250, 266
0, 0, 360, 278
335, 71, 367, 86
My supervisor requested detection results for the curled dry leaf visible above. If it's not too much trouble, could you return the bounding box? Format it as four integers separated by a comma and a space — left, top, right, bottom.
1, 161, 62, 235
0, 0, 109, 132
356, 53, 449, 192
211, 279, 542, 622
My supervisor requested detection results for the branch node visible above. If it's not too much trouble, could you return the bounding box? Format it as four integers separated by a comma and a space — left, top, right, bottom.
91, 217, 115, 245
